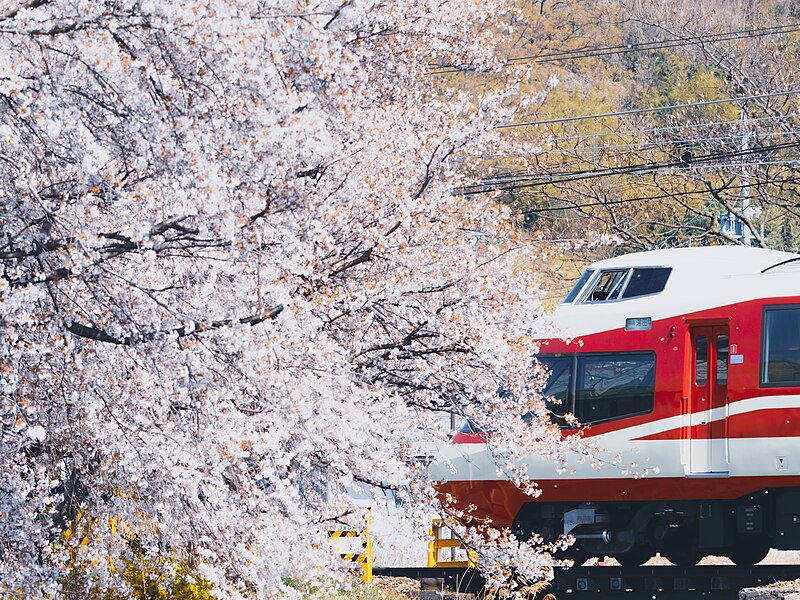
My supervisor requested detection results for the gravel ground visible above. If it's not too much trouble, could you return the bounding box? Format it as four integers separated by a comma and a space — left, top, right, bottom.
374, 576, 424, 595
583, 549, 800, 567
376, 552, 800, 599
757, 551, 800, 565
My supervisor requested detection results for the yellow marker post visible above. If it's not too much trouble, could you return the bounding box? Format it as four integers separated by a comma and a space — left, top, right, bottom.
329, 507, 373, 583
427, 519, 477, 568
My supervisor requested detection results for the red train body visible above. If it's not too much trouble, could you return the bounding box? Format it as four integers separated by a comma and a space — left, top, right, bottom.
433, 246, 800, 565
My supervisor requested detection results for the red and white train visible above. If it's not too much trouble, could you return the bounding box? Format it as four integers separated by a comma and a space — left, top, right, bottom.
433, 246, 800, 565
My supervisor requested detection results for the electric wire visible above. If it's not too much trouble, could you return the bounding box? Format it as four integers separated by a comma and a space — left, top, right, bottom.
507, 23, 800, 64
478, 114, 800, 163
510, 128, 800, 158
462, 139, 800, 194
482, 158, 800, 184
489, 163, 800, 186
488, 130, 800, 166
472, 140, 800, 187
518, 112, 800, 146
513, 176, 800, 215
431, 22, 800, 74
496, 89, 800, 129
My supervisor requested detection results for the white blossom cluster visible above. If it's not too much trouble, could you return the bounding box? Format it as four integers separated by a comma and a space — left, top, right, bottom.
0, 0, 579, 596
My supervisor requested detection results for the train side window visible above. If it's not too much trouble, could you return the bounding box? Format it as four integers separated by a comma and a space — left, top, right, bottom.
622, 267, 672, 299
536, 356, 573, 426
695, 335, 708, 386
574, 353, 655, 424
716, 334, 729, 385
585, 269, 629, 302
762, 307, 800, 386
563, 269, 594, 304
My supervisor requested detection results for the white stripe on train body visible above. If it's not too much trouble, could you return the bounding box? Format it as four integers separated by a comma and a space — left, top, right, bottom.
435, 394, 800, 482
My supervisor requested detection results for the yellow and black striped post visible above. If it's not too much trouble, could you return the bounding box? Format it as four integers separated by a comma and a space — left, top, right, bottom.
427, 519, 477, 568
329, 508, 373, 583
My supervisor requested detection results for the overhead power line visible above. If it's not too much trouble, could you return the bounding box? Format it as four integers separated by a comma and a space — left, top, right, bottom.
462, 139, 800, 194
483, 159, 800, 185
478, 113, 800, 160
473, 139, 800, 187
432, 22, 800, 74
514, 176, 800, 215
480, 156, 800, 184
507, 23, 800, 65
496, 89, 800, 129
522, 113, 800, 147
507, 128, 800, 159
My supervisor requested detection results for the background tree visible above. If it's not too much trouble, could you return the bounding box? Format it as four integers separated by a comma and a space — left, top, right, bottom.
483, 0, 800, 258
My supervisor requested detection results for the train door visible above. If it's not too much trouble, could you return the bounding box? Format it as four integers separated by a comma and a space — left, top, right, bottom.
689, 325, 730, 474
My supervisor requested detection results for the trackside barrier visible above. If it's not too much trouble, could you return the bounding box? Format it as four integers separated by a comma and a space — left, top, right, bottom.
427, 519, 477, 568
329, 507, 373, 583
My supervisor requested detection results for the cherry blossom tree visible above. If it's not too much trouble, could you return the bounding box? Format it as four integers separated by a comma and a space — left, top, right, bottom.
0, 0, 571, 596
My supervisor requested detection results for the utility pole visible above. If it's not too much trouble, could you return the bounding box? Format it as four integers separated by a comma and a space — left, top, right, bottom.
741, 110, 752, 246
719, 109, 756, 243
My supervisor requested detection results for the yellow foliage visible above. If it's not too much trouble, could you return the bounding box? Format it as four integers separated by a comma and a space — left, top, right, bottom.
61, 558, 216, 600
60, 511, 215, 599
114, 557, 216, 600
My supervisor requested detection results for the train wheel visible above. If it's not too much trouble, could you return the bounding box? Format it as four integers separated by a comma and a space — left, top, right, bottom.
561, 545, 591, 567
663, 544, 704, 567
727, 536, 771, 566
616, 545, 653, 566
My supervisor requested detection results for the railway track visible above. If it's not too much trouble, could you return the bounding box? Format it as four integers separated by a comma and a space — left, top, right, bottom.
373, 564, 800, 598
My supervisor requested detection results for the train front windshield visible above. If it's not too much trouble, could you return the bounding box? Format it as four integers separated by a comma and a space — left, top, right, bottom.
563, 269, 593, 303
563, 266, 672, 304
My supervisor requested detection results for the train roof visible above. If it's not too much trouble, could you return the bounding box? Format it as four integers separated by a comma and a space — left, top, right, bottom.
589, 245, 799, 274
548, 246, 800, 338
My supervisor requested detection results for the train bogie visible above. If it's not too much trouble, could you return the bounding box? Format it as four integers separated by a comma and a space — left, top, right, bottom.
511, 490, 800, 565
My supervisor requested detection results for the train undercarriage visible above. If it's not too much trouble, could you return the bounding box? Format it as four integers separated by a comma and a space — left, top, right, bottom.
512, 488, 800, 566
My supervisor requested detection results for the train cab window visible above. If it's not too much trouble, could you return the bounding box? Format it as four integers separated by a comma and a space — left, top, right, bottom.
762, 307, 800, 386
578, 267, 671, 303
585, 270, 629, 302
563, 269, 594, 304
575, 353, 655, 424
621, 267, 672, 299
